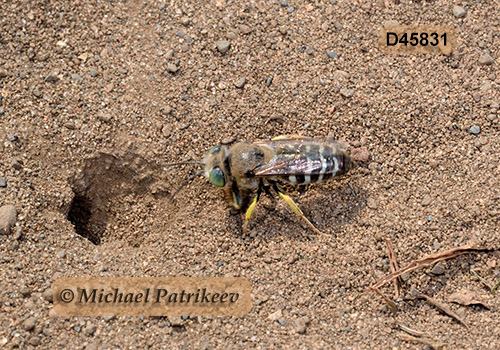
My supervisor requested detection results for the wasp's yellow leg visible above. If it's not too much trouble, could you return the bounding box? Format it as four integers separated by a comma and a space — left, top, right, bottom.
272, 134, 308, 141
277, 191, 326, 236
242, 193, 261, 234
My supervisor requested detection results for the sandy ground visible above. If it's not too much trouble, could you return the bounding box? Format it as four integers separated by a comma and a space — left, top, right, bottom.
1, 0, 499, 349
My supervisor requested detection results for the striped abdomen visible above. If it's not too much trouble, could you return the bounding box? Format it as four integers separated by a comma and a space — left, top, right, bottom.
254, 141, 353, 186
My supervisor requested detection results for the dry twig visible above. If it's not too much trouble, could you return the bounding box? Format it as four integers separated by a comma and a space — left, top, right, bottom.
398, 333, 446, 350
367, 244, 493, 292
384, 234, 402, 298
407, 293, 468, 328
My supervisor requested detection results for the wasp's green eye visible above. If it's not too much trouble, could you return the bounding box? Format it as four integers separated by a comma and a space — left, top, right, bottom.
209, 167, 225, 187
209, 145, 221, 155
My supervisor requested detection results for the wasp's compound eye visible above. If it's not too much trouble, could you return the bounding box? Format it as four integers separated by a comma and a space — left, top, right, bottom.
209, 167, 225, 187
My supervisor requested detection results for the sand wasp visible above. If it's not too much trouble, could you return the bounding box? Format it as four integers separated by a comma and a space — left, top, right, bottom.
167, 136, 354, 235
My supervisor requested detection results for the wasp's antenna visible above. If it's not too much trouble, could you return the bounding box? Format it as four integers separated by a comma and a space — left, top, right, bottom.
169, 169, 205, 201
162, 161, 205, 167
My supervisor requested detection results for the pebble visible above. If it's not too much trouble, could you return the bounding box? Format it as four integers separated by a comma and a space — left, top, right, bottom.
0, 204, 17, 235
0, 178, 6, 188
42, 288, 53, 303
280, 0, 288, 6
28, 336, 41, 346
84, 324, 97, 336
71, 74, 83, 81
166, 49, 174, 60
294, 316, 310, 334
57, 251, 67, 258
23, 317, 37, 331
216, 40, 231, 54
239, 24, 252, 34
90, 69, 98, 77
326, 50, 338, 59
97, 112, 112, 123
421, 195, 432, 206
45, 75, 59, 83
469, 125, 481, 135
340, 88, 354, 97
12, 159, 23, 170
64, 121, 76, 130
268, 309, 282, 321
366, 198, 378, 210
33, 89, 41, 97
180, 16, 190, 26
13, 226, 22, 240
452, 5, 466, 18
167, 63, 178, 73
287, 6, 295, 13
234, 77, 246, 88
431, 263, 445, 275
351, 148, 370, 162
265, 76, 273, 87
478, 52, 495, 65
0, 107, 4, 115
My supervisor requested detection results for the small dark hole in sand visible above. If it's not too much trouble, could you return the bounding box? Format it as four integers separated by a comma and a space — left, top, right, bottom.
67, 193, 101, 245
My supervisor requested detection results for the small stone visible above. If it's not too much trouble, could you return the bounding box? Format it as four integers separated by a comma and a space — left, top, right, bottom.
0, 204, 17, 235
326, 50, 338, 59
280, 0, 288, 6
478, 52, 495, 66
216, 40, 231, 54
13, 226, 22, 240
33, 89, 41, 97
469, 125, 481, 135
0, 178, 6, 188
71, 74, 83, 81
28, 336, 41, 346
294, 316, 310, 334
166, 49, 174, 59
452, 5, 466, 18
57, 251, 66, 258
23, 317, 37, 331
287, 6, 294, 13
84, 324, 97, 336
431, 263, 445, 275
169, 316, 183, 326
180, 16, 190, 26
340, 88, 354, 97
239, 24, 252, 34
64, 121, 76, 130
366, 198, 378, 210
234, 77, 246, 88
97, 112, 112, 123
104, 83, 114, 93
167, 63, 179, 73
351, 148, 370, 162
0, 107, 4, 115
268, 309, 282, 321
42, 288, 53, 303
45, 75, 59, 83
266, 76, 273, 87
12, 159, 23, 170
421, 195, 432, 206
103, 316, 115, 321
176, 29, 185, 38
90, 69, 98, 77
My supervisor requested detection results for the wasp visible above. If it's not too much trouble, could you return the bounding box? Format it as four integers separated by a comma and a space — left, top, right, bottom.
167, 136, 354, 235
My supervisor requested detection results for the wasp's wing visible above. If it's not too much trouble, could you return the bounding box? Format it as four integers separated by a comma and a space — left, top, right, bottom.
253, 138, 341, 177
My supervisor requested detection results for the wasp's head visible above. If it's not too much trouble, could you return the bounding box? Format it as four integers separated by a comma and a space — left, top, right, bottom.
203, 145, 229, 188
